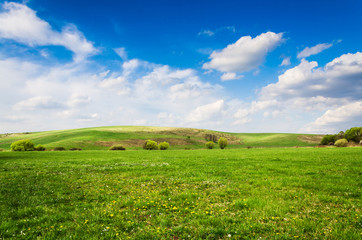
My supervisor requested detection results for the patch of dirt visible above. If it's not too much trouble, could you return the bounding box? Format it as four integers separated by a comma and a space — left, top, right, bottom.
298, 135, 324, 144
120, 139, 147, 147
94, 141, 121, 147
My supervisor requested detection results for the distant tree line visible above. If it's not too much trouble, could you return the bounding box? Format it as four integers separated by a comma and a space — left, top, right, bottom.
320, 127, 362, 146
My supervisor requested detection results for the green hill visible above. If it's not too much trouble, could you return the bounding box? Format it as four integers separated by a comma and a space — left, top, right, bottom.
0, 126, 323, 150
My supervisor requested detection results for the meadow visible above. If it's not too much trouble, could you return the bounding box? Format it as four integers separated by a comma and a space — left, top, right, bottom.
0, 126, 322, 150
0, 148, 361, 239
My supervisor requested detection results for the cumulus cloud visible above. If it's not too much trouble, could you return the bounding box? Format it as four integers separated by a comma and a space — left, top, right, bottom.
260, 52, 362, 101
297, 43, 333, 58
0, 2, 97, 61
302, 101, 362, 133
203, 32, 284, 75
186, 100, 225, 122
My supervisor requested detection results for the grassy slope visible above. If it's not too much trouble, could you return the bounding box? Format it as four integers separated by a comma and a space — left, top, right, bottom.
0, 148, 361, 239
0, 126, 322, 150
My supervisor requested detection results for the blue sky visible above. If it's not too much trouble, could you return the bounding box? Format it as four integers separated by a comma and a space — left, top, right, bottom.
0, 0, 361, 133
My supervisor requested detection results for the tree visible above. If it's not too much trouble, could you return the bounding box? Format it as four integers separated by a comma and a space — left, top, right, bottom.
218, 137, 228, 149
11, 139, 34, 151
205, 134, 218, 143
344, 127, 362, 143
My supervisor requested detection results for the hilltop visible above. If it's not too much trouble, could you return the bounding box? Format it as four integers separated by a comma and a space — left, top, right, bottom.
0, 126, 323, 150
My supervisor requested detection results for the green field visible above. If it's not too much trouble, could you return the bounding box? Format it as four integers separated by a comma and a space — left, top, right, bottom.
0, 148, 361, 239
0, 126, 323, 150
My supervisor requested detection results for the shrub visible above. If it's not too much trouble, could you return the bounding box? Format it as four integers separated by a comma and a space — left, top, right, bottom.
205, 141, 214, 149
320, 135, 336, 145
218, 137, 228, 149
53, 147, 66, 151
70, 148, 82, 151
34, 144, 46, 151
11, 139, 34, 151
143, 140, 158, 150
159, 142, 169, 150
334, 139, 348, 147
109, 145, 126, 151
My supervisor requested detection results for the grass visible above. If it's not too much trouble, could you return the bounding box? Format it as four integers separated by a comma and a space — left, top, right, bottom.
0, 148, 361, 239
0, 126, 322, 150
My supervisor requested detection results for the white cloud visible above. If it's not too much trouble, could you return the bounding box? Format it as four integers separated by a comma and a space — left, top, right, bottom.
280, 56, 291, 66
13, 96, 63, 111
221, 72, 243, 81
0, 2, 97, 61
99, 76, 127, 88
302, 101, 362, 133
198, 29, 214, 37
203, 32, 284, 74
297, 43, 333, 58
186, 100, 225, 122
198, 26, 236, 37
260, 52, 362, 101
67, 94, 92, 107
114, 47, 128, 60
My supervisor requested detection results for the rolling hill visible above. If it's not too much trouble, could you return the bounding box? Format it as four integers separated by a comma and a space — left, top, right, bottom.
0, 126, 323, 150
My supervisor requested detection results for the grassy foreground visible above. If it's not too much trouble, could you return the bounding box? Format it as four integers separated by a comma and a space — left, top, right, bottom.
0, 148, 361, 239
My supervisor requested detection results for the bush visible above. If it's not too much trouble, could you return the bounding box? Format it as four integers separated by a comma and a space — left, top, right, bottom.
143, 140, 158, 150
11, 139, 34, 151
320, 135, 336, 145
34, 144, 46, 151
53, 147, 66, 151
109, 145, 126, 150
70, 148, 82, 151
218, 137, 228, 149
334, 139, 348, 147
205, 141, 214, 149
159, 142, 169, 150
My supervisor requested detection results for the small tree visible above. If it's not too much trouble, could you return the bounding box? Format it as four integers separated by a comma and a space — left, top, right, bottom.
344, 127, 362, 143
218, 137, 228, 149
159, 142, 169, 150
11, 139, 34, 151
334, 139, 348, 147
205, 141, 214, 149
143, 140, 158, 150
205, 134, 218, 143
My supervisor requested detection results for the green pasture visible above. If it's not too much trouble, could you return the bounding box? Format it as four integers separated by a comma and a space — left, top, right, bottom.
0, 126, 322, 150
0, 148, 361, 239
